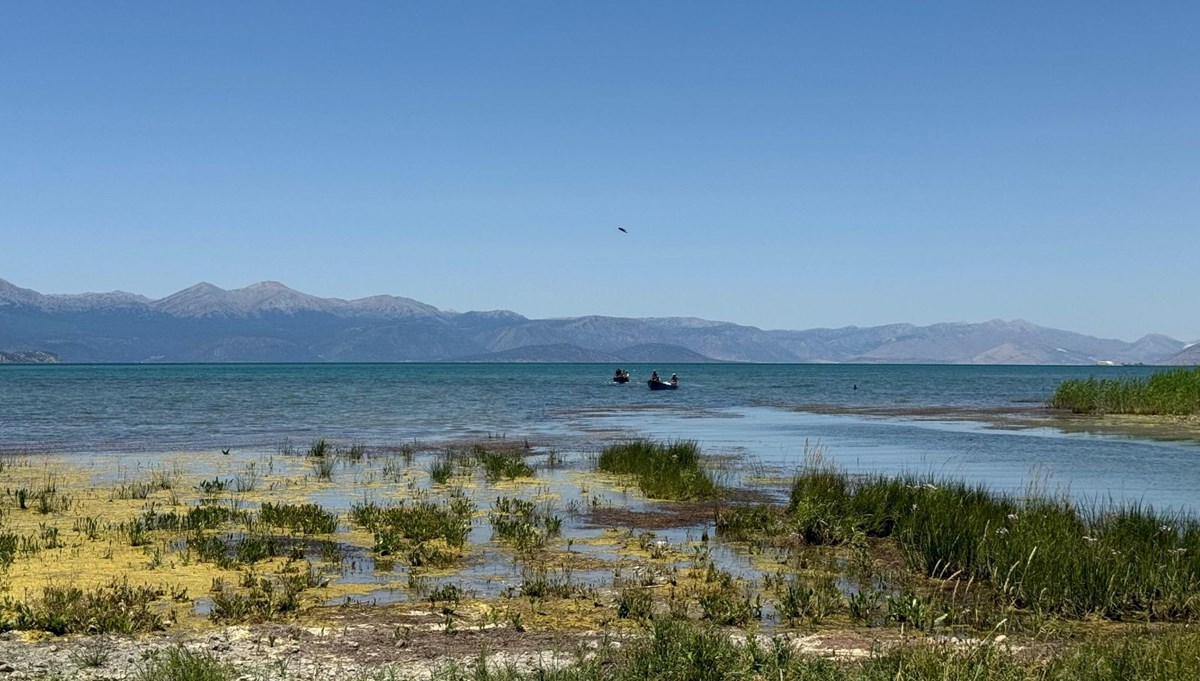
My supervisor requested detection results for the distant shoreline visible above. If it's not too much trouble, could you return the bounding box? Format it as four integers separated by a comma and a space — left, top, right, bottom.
788, 403, 1200, 441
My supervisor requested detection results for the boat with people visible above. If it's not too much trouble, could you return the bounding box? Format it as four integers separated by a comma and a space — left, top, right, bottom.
647, 371, 679, 390
612, 368, 630, 383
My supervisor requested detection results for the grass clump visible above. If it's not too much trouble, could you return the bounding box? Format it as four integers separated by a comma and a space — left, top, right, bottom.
1051, 367, 1200, 415
476, 446, 534, 481
489, 496, 562, 552
428, 452, 456, 485
760, 459, 1200, 621
259, 502, 339, 534
132, 645, 234, 681
597, 440, 717, 500
209, 564, 320, 623
350, 492, 474, 567
0, 578, 168, 635
306, 439, 336, 480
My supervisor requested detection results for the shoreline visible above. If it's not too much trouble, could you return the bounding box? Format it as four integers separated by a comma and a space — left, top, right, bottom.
0, 438, 1196, 679
786, 403, 1200, 442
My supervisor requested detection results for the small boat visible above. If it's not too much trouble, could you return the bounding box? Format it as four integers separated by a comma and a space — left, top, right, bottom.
647, 379, 677, 390
613, 374, 630, 384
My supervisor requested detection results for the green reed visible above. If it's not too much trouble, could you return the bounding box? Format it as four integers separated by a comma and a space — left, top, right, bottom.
773, 462, 1200, 621
597, 440, 718, 500
1051, 367, 1200, 415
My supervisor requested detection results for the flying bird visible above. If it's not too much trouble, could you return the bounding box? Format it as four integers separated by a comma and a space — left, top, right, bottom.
221, 448, 231, 456
617, 227, 628, 233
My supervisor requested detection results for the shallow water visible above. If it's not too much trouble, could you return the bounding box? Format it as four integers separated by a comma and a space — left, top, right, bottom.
1, 363, 1196, 513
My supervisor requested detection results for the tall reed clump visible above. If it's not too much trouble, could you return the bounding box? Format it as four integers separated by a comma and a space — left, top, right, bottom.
782, 460, 1200, 621
1051, 367, 1200, 415
597, 440, 717, 500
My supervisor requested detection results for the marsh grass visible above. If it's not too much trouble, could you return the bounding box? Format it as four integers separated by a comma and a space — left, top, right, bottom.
259, 502, 339, 535
597, 440, 718, 500
428, 453, 456, 485
489, 496, 562, 552
476, 447, 534, 482
350, 492, 474, 567
307, 439, 331, 458
195, 477, 231, 494
1052, 367, 1200, 415
209, 562, 319, 623
309, 455, 336, 481
771, 461, 1200, 621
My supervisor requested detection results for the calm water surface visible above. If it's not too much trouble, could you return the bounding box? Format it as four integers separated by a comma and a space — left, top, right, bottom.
1, 363, 1196, 512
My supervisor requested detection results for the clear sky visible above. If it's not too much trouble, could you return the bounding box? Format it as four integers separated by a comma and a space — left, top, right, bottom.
2, 3, 1197, 341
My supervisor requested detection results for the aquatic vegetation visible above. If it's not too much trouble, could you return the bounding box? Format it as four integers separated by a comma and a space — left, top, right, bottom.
597, 440, 718, 500
761, 462, 1200, 621
696, 565, 759, 626
112, 467, 178, 501
766, 572, 842, 625
489, 496, 562, 552
195, 477, 231, 494
310, 455, 336, 481
1052, 367, 1200, 415
209, 564, 318, 623
428, 452, 456, 485
517, 567, 593, 601
259, 502, 339, 535
342, 442, 368, 462
306, 439, 332, 458
0, 532, 19, 567
350, 492, 474, 566
476, 447, 535, 481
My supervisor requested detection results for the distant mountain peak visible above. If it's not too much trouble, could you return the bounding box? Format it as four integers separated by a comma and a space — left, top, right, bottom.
0, 277, 1190, 365
243, 280, 295, 292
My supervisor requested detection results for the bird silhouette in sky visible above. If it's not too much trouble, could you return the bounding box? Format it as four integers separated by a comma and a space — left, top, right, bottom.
617, 227, 628, 233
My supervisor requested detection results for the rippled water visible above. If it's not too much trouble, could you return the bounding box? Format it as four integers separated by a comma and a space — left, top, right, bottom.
1, 363, 1196, 512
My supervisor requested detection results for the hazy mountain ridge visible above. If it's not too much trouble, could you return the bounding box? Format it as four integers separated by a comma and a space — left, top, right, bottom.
0, 278, 1187, 365
1164, 344, 1200, 366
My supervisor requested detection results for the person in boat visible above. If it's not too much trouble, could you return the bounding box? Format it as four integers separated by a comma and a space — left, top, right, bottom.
615, 368, 623, 379
650, 371, 660, 383
670, 373, 678, 386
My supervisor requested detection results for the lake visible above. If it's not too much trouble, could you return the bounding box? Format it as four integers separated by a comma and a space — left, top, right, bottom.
1, 363, 1195, 512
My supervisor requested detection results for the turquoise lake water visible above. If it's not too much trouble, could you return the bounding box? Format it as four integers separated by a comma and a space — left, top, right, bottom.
1, 363, 1196, 512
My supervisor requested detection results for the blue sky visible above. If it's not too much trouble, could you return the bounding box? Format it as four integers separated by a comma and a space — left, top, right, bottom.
2, 3, 1197, 340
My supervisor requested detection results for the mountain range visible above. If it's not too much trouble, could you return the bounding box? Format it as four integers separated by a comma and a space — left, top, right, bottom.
0, 278, 1194, 365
